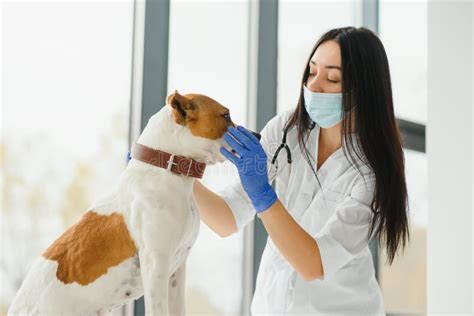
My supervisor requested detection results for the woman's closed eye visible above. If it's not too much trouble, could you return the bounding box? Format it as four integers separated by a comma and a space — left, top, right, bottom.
308, 73, 339, 83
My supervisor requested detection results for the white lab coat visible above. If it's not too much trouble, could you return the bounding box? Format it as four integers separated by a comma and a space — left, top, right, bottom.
217, 109, 385, 315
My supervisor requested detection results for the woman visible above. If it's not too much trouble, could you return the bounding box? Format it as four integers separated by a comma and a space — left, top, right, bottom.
193, 26, 409, 315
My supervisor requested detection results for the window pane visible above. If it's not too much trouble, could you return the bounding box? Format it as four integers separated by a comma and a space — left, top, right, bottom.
379, 2, 428, 311
1, 1, 134, 314
379, 0, 428, 124
379, 149, 428, 314
278, 0, 356, 114
168, 0, 249, 314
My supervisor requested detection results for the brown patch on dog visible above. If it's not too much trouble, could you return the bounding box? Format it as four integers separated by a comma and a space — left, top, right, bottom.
168, 90, 234, 139
43, 211, 137, 286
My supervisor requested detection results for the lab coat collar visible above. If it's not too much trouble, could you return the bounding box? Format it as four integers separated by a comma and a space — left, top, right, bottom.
305, 123, 366, 191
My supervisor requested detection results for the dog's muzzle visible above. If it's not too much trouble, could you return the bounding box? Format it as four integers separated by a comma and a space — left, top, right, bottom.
249, 130, 262, 141
227, 127, 262, 155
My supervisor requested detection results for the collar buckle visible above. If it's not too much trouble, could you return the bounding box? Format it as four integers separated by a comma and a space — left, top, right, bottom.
166, 154, 177, 172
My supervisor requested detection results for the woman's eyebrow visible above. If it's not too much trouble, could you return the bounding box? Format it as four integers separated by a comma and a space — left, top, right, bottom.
310, 60, 341, 70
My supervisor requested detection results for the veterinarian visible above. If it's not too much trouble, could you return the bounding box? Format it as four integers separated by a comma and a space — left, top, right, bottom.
193, 26, 409, 315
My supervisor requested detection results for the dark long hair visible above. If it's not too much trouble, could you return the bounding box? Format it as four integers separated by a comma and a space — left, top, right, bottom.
285, 26, 409, 264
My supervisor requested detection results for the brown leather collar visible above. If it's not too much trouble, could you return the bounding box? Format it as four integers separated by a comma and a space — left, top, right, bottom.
130, 142, 206, 179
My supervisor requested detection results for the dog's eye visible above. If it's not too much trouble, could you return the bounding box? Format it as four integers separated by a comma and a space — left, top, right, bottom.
223, 113, 231, 121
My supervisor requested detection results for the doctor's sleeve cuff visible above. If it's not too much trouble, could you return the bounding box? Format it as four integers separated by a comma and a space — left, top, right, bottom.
217, 179, 255, 233
313, 181, 376, 280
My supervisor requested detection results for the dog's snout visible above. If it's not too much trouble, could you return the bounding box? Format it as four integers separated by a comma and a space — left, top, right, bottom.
225, 124, 261, 142
240, 127, 262, 141
250, 130, 261, 141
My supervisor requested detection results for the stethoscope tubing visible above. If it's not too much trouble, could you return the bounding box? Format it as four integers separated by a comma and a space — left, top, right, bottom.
270, 121, 316, 166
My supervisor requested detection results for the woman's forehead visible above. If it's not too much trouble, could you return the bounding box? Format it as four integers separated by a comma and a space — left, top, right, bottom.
310, 40, 341, 67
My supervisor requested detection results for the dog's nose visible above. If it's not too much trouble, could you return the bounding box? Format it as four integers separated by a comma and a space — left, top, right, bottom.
226, 125, 261, 142
228, 127, 262, 154
238, 126, 261, 141
249, 130, 261, 141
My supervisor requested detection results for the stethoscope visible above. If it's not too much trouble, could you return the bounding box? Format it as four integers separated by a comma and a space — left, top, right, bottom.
269, 120, 316, 178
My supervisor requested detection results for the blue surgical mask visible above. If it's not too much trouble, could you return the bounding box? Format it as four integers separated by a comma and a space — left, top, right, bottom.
303, 85, 343, 128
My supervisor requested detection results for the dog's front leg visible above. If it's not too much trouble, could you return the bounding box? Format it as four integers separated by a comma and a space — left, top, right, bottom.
139, 249, 171, 316
168, 260, 187, 316
132, 198, 175, 316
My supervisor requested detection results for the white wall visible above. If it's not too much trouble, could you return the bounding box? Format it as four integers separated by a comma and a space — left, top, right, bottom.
472, 2, 474, 309
427, 1, 473, 314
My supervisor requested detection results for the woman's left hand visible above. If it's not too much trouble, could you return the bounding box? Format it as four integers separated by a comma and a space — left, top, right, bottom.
220, 126, 278, 213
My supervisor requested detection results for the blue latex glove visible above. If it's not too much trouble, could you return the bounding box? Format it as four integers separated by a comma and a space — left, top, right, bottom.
220, 126, 278, 213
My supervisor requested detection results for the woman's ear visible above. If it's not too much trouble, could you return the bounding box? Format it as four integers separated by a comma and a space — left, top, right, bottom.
167, 90, 197, 125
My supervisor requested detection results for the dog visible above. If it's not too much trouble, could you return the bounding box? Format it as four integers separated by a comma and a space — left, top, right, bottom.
8, 90, 256, 315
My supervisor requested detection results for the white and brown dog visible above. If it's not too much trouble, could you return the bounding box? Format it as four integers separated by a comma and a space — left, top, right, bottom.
8, 91, 258, 316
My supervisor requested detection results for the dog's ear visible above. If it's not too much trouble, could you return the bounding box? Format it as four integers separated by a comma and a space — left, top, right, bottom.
168, 90, 197, 125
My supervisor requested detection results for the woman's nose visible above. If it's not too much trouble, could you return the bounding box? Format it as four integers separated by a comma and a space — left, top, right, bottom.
306, 75, 324, 93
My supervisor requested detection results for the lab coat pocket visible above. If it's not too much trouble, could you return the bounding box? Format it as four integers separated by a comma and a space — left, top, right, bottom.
252, 242, 290, 313
261, 240, 294, 312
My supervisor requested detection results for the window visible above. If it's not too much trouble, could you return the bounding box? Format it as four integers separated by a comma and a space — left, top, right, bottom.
378, 0, 428, 314
1, 1, 134, 314
379, 0, 428, 125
